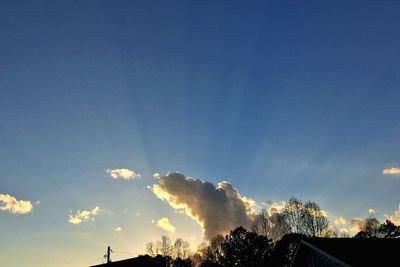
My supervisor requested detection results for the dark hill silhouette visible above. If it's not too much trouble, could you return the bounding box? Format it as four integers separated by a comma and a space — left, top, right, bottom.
89, 197, 400, 267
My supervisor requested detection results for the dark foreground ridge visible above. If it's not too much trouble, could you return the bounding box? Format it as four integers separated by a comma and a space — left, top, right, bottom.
90, 255, 172, 267
91, 238, 400, 267
291, 238, 400, 267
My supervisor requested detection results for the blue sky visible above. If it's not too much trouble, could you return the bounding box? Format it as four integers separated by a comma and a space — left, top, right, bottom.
1, 1, 400, 266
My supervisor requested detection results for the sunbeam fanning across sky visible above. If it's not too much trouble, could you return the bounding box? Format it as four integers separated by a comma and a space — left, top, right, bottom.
1, 1, 400, 266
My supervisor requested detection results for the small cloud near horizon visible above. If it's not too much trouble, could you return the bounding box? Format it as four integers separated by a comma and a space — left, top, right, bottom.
384, 204, 400, 225
331, 216, 369, 235
69, 206, 100, 224
115, 227, 122, 232
350, 218, 366, 233
339, 228, 349, 235
106, 168, 141, 180
382, 167, 400, 175
156, 217, 176, 233
334, 216, 349, 225
368, 208, 376, 216
0, 194, 34, 214
266, 201, 286, 216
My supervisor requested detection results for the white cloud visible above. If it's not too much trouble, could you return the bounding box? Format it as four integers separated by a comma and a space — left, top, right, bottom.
115, 227, 122, 232
334, 216, 349, 225
383, 167, 400, 175
69, 206, 100, 224
106, 168, 141, 180
156, 217, 176, 233
368, 208, 376, 216
153, 173, 161, 179
0, 194, 33, 214
384, 204, 400, 225
151, 172, 256, 240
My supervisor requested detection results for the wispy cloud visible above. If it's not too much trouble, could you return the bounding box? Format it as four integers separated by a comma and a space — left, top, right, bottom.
151, 172, 256, 240
115, 227, 122, 232
382, 167, 400, 175
0, 194, 33, 214
106, 168, 141, 180
156, 217, 176, 233
69, 206, 100, 224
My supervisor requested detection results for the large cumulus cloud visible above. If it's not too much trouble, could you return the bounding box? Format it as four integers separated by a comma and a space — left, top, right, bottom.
151, 172, 256, 240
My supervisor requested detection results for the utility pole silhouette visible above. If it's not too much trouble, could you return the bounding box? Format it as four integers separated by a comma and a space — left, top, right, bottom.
104, 246, 112, 264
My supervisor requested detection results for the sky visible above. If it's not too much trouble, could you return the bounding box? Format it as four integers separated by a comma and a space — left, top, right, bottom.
1, 1, 400, 266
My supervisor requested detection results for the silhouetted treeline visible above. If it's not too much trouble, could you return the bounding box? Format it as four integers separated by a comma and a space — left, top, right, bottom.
146, 236, 191, 259
354, 218, 400, 238
139, 197, 400, 267
251, 197, 329, 241
141, 228, 306, 267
